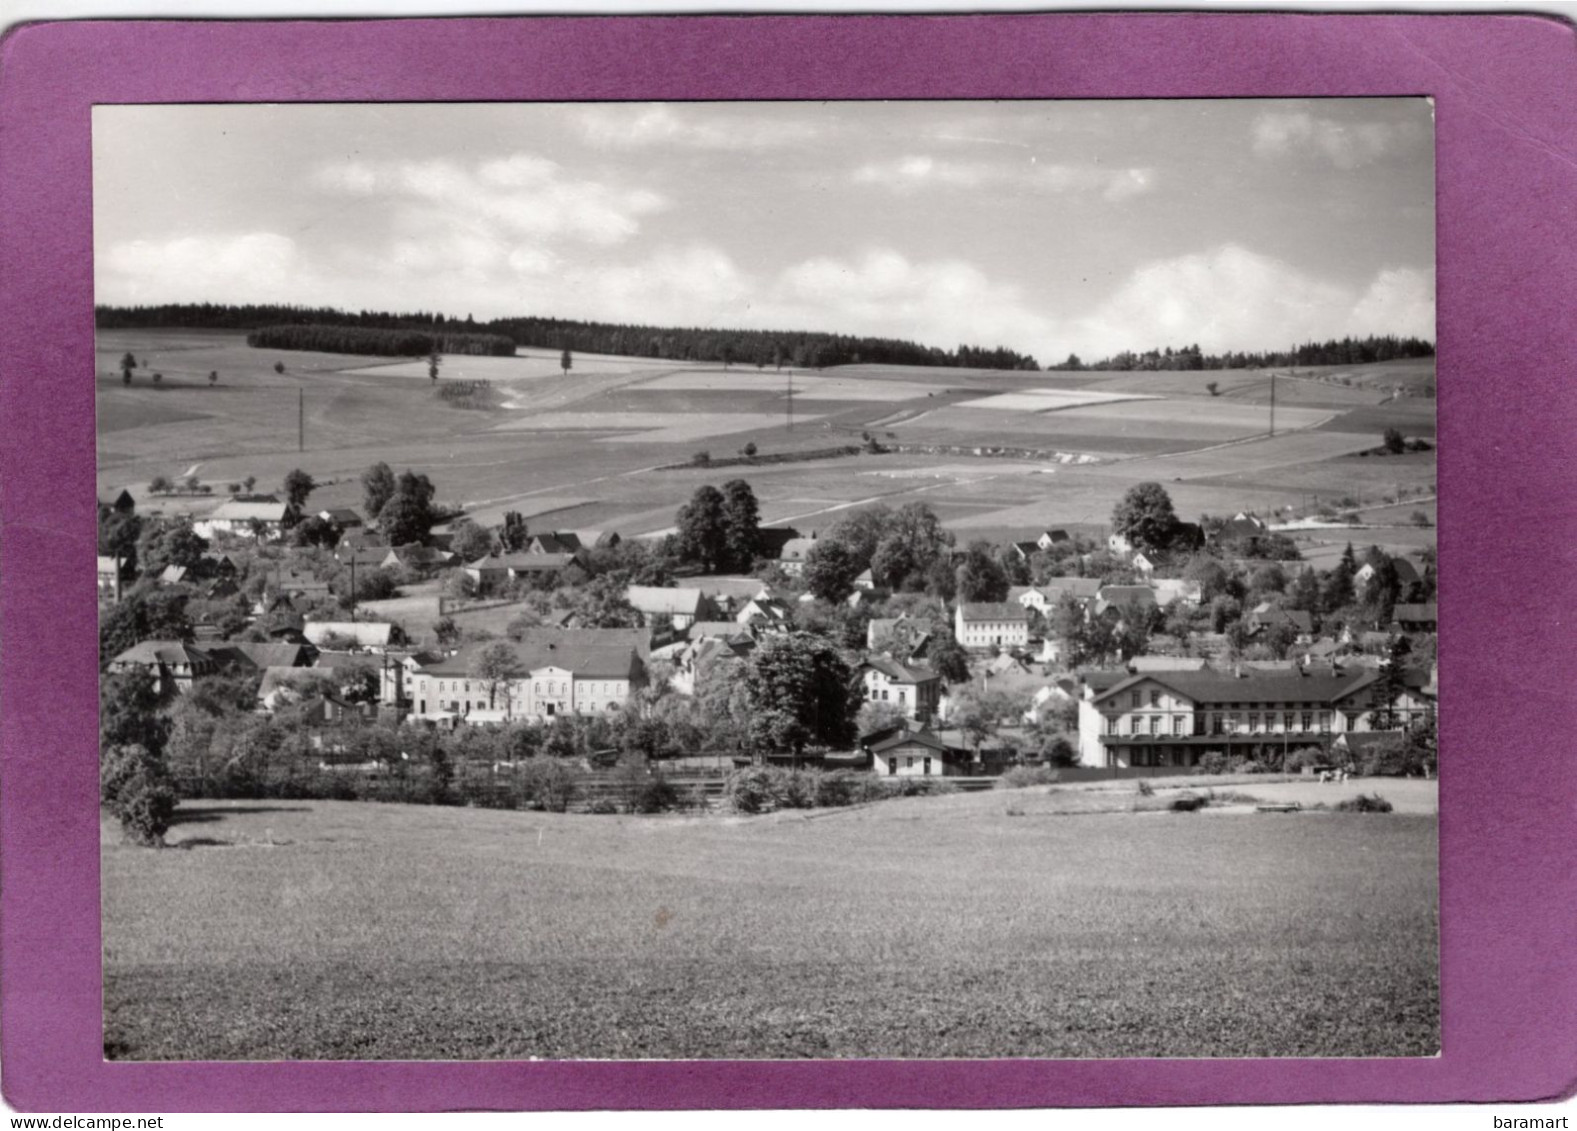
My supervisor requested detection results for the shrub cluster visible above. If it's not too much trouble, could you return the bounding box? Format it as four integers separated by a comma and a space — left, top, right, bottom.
998, 765, 1062, 789
1334, 792, 1393, 813
723, 766, 954, 814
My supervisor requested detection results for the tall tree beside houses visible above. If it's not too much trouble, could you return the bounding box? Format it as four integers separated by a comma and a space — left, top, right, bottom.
500, 510, 529, 552
719, 479, 762, 572
137, 519, 208, 576
99, 507, 143, 577
954, 542, 1010, 602
803, 539, 862, 603
1326, 543, 1359, 611
675, 485, 729, 572
362, 461, 397, 522
377, 470, 437, 546
1111, 481, 1182, 555
283, 469, 316, 509
1368, 636, 1413, 730
742, 634, 858, 762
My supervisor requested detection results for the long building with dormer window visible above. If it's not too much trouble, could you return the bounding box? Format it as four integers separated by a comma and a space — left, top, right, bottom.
406, 629, 646, 724
1075, 664, 1436, 768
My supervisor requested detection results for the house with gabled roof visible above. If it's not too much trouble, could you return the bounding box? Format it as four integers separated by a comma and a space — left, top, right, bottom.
1039, 576, 1102, 606
1247, 602, 1315, 643
775, 536, 818, 576
463, 551, 589, 588
858, 656, 942, 722
1095, 585, 1158, 618
192, 499, 299, 542
736, 594, 793, 631
527, 532, 583, 555
319, 508, 364, 529
626, 585, 715, 629
381, 544, 456, 573
1390, 603, 1438, 633
336, 528, 388, 554
1354, 557, 1422, 590
106, 640, 221, 696
858, 725, 959, 777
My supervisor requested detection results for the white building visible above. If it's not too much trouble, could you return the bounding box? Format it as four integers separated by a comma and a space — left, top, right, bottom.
954, 602, 1030, 650
406, 630, 645, 723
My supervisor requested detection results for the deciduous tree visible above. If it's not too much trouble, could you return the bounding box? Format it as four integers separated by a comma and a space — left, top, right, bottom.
675, 485, 728, 572
283, 468, 316, 509
1111, 481, 1181, 554
719, 478, 761, 571
803, 539, 861, 603
362, 461, 396, 520
742, 634, 857, 759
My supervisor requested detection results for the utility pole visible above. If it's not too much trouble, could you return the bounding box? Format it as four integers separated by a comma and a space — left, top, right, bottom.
298, 388, 304, 453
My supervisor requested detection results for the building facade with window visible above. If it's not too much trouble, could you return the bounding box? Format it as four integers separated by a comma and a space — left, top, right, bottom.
1074, 667, 1436, 769
954, 602, 1030, 650
858, 657, 941, 722
406, 630, 646, 724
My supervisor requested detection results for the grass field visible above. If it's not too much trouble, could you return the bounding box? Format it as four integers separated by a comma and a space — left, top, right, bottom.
95, 330, 1435, 542
102, 792, 1438, 1061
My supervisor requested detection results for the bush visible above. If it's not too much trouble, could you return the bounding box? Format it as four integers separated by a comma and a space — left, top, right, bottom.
101, 744, 176, 845
998, 765, 1061, 789
586, 798, 620, 815
692, 450, 711, 467
1170, 793, 1208, 812
1197, 751, 1228, 775
1282, 746, 1327, 773
725, 766, 953, 812
1335, 792, 1393, 813
513, 758, 583, 812
1134, 777, 1156, 796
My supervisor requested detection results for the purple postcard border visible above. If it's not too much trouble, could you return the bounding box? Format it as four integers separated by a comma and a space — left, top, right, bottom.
2, 12, 1575, 1113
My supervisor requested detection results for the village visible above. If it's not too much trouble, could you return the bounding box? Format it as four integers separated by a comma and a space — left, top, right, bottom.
97, 458, 1438, 808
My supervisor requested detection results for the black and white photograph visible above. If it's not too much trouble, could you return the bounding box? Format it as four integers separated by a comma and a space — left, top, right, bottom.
94, 98, 1439, 1062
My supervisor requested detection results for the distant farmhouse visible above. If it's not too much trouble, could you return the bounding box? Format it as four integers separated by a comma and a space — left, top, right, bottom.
193, 499, 299, 542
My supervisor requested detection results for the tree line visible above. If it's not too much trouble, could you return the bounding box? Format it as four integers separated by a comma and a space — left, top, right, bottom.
244, 324, 516, 358
1053, 335, 1436, 372
95, 303, 1040, 371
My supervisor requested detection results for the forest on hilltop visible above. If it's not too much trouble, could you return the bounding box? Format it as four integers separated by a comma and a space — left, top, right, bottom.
95, 303, 1040, 371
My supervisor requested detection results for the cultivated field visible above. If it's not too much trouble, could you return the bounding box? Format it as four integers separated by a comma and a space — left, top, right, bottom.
102, 793, 1439, 1061
96, 330, 1435, 544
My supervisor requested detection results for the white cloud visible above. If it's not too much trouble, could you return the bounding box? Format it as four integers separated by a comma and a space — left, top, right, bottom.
1053, 246, 1435, 360
763, 250, 1056, 356
314, 155, 665, 247
851, 155, 1155, 201
1251, 110, 1427, 170
574, 104, 820, 151
1348, 266, 1436, 340
99, 232, 307, 304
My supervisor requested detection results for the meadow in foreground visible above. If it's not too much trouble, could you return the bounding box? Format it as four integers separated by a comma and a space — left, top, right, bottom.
103, 795, 1438, 1061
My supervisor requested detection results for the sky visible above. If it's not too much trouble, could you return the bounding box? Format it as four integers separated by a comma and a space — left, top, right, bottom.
93, 99, 1434, 363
